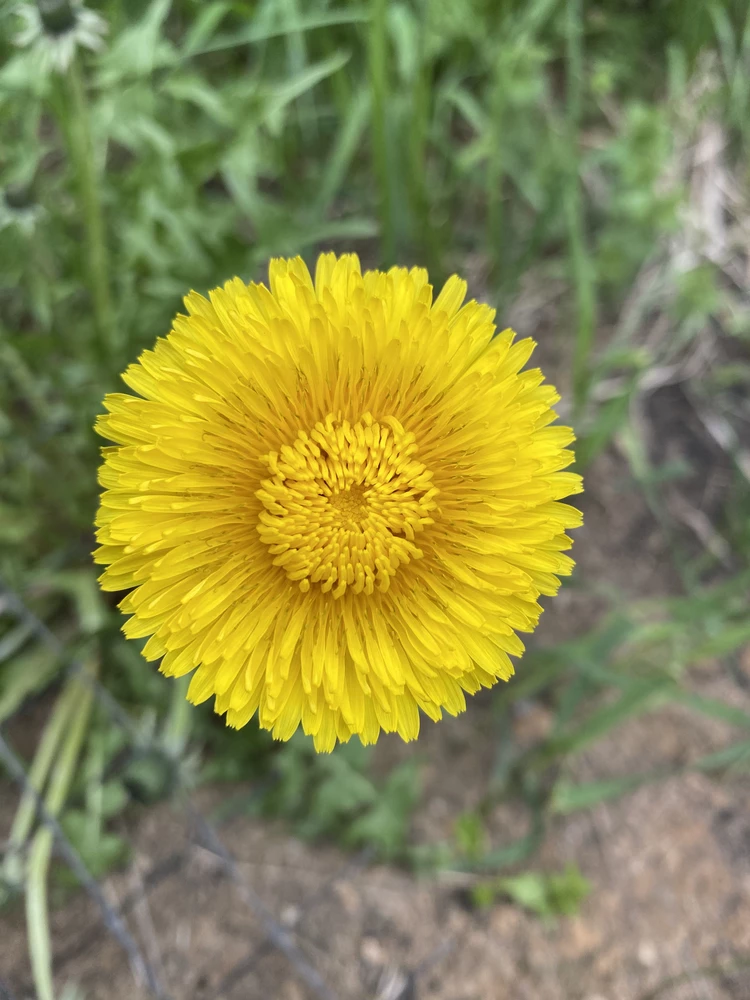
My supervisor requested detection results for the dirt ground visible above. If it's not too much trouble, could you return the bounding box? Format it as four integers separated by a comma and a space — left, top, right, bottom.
3, 654, 750, 1000
2, 317, 750, 1000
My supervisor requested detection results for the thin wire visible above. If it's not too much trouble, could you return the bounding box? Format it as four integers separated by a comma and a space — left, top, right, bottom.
0, 583, 137, 738
0, 731, 169, 1000
186, 799, 341, 1000
3, 574, 520, 998
50, 852, 185, 975
1, 581, 341, 999
217, 847, 373, 996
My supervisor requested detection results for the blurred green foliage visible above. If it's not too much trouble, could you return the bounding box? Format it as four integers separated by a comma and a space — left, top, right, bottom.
471, 862, 591, 918
1, 5, 750, 974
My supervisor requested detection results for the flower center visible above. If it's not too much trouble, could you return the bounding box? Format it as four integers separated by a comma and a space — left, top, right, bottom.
256, 413, 439, 599
38, 0, 78, 37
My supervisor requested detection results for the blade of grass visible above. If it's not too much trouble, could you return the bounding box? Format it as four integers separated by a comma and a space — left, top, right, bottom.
537, 676, 673, 764
369, 0, 395, 263
640, 958, 750, 1000
314, 88, 370, 218
58, 58, 116, 357
564, 0, 596, 414
163, 674, 192, 758
694, 740, 750, 773
673, 691, 750, 731
264, 51, 352, 124
0, 727, 164, 998
281, 0, 317, 144
456, 800, 546, 873
550, 737, 750, 817
409, 58, 441, 276
186, 9, 367, 57
486, 58, 506, 281
1, 677, 79, 899
551, 732, 750, 818
27, 663, 96, 1000
550, 770, 671, 814
180, 1, 232, 57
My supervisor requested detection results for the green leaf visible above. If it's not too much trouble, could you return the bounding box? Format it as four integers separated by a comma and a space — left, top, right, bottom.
346, 760, 419, 859
0, 502, 38, 543
575, 382, 636, 469
692, 623, 750, 659
185, 10, 368, 57
550, 771, 667, 814
97, 0, 177, 84
314, 89, 370, 216
162, 75, 234, 126
674, 692, 750, 731
388, 3, 421, 85
0, 647, 60, 723
544, 864, 591, 916
454, 810, 487, 862
100, 780, 129, 820
263, 51, 352, 133
41, 570, 108, 634
60, 810, 129, 880
694, 740, 750, 773
542, 677, 673, 760
0, 621, 34, 662
497, 871, 548, 912
473, 864, 591, 918
180, 1, 232, 57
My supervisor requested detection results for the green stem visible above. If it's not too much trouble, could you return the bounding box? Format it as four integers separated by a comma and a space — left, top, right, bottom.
409, 62, 441, 279
163, 674, 193, 758
62, 57, 115, 355
487, 61, 506, 282
565, 0, 596, 415
1, 677, 79, 896
27, 664, 96, 1000
283, 0, 316, 144
0, 335, 49, 420
369, 0, 395, 264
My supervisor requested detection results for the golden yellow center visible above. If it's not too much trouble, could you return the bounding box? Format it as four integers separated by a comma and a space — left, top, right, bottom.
256, 413, 439, 599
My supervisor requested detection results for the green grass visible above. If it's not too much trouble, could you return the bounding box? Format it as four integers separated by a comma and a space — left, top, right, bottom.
1, 1, 750, 996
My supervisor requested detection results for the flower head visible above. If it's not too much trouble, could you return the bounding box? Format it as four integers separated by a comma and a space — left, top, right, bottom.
95, 254, 583, 751
14, 0, 107, 75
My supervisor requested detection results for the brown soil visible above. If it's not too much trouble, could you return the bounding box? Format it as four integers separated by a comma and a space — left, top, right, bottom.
3, 685, 750, 1000
2, 321, 750, 1000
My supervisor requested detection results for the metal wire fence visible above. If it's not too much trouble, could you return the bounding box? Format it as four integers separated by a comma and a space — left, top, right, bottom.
0, 580, 453, 1000
0, 580, 331, 999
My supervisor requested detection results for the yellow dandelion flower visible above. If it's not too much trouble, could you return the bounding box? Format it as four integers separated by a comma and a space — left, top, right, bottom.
94, 254, 583, 751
